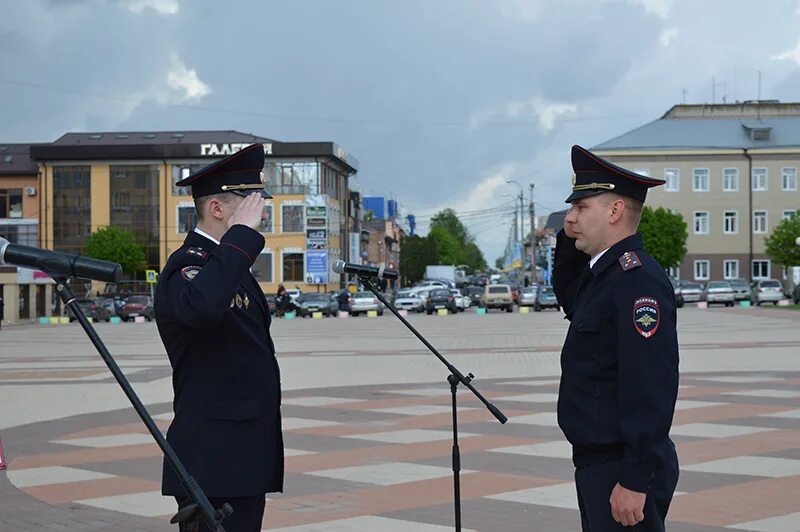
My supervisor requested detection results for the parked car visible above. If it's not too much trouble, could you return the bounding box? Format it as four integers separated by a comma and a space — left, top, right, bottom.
449, 289, 471, 312
411, 280, 450, 294
793, 284, 800, 304
394, 289, 425, 313
118, 295, 154, 321
426, 288, 457, 314
703, 281, 735, 307
727, 278, 751, 301
349, 291, 384, 316
296, 293, 339, 317
67, 298, 112, 322
102, 297, 120, 318
678, 282, 703, 303
482, 284, 514, 312
534, 286, 560, 311
518, 286, 538, 307
751, 279, 784, 305
464, 285, 484, 307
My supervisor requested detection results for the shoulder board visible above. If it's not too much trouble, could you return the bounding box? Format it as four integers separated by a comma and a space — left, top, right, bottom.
186, 246, 208, 259
618, 251, 642, 272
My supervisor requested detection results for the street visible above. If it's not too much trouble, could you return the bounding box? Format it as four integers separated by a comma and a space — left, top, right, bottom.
1, 306, 800, 531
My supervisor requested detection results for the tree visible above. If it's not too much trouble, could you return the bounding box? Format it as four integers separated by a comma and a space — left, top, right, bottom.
637, 207, 688, 270
83, 226, 146, 278
430, 208, 470, 246
495, 256, 504, 269
399, 234, 438, 284
428, 208, 487, 271
765, 211, 800, 268
428, 225, 462, 265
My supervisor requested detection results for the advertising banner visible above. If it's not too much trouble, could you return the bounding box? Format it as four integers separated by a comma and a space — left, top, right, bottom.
305, 250, 328, 285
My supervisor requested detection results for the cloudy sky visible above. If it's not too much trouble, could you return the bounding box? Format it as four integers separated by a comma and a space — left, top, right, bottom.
3, 0, 800, 262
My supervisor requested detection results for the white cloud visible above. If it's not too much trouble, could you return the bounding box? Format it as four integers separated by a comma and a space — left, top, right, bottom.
772, 37, 800, 65
659, 27, 679, 47
167, 54, 211, 102
625, 0, 673, 18
119, 0, 179, 15
471, 96, 578, 132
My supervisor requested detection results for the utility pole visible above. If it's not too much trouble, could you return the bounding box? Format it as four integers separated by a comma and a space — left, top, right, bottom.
518, 191, 524, 253
529, 184, 535, 282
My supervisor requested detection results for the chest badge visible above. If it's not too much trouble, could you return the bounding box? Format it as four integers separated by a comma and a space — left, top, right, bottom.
633, 296, 659, 338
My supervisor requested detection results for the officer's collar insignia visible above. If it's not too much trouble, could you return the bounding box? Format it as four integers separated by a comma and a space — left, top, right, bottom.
633, 296, 659, 338
181, 266, 202, 281
187, 247, 207, 259
235, 293, 244, 309
618, 251, 642, 272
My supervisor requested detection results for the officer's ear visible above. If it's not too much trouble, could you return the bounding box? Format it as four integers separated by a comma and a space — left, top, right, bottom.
608, 196, 626, 225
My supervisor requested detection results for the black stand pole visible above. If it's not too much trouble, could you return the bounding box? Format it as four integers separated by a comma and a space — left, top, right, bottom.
53, 278, 232, 531
358, 277, 507, 532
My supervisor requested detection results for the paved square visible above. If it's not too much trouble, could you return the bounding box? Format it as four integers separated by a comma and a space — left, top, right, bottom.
307, 462, 465, 486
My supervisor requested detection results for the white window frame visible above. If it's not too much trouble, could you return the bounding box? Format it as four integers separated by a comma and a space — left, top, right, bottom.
176, 201, 196, 235
752, 259, 770, 280
693, 211, 709, 235
782, 167, 797, 191
723, 210, 738, 234
783, 209, 797, 221
693, 168, 710, 192
752, 168, 768, 191
668, 266, 680, 280
752, 210, 768, 234
722, 167, 739, 192
723, 259, 739, 280
664, 168, 679, 192
693, 260, 710, 281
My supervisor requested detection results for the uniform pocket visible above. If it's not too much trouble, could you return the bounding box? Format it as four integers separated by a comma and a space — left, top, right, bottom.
206, 399, 259, 421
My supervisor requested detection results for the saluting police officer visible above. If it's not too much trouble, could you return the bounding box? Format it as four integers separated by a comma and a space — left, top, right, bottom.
554, 145, 679, 531
155, 144, 283, 532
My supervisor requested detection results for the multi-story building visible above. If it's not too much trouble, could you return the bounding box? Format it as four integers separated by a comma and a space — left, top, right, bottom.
29, 131, 359, 301
593, 101, 800, 284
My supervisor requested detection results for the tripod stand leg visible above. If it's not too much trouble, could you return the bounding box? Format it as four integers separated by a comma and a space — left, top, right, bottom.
449, 374, 462, 532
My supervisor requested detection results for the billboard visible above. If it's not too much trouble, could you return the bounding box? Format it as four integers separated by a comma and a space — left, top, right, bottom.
305, 250, 328, 285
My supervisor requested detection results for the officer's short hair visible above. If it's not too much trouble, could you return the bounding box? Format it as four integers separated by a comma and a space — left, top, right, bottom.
195, 192, 237, 222
603, 193, 643, 227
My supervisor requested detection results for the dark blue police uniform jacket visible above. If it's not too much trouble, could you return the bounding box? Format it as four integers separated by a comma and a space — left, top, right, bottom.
555, 233, 679, 494
155, 225, 284, 497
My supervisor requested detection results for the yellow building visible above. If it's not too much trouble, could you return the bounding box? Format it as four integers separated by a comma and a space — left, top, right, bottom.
30, 131, 359, 298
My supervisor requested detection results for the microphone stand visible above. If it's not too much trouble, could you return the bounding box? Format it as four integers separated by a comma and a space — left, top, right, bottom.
358, 276, 507, 532
53, 278, 232, 531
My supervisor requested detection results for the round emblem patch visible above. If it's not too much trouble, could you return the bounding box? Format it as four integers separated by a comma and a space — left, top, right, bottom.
181, 266, 202, 281
633, 296, 660, 338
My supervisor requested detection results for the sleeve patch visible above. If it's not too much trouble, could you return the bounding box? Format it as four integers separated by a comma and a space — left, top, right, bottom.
633, 296, 660, 338
618, 251, 642, 272
186, 247, 207, 259
181, 266, 202, 281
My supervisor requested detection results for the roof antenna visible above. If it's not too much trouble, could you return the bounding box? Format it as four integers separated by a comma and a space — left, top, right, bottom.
757, 70, 762, 120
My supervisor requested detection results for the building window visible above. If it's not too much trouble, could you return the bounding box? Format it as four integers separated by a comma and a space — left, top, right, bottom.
172, 164, 205, 196
668, 266, 680, 280
752, 210, 768, 234
53, 166, 91, 255
177, 205, 197, 234
722, 168, 739, 192
723, 260, 739, 280
281, 205, 304, 233
693, 260, 710, 281
282, 252, 304, 282
693, 211, 709, 234
752, 260, 770, 279
263, 161, 319, 195
782, 167, 797, 191
0, 222, 37, 246
752, 168, 768, 191
253, 252, 273, 283
723, 210, 738, 234
0, 189, 23, 219
693, 168, 710, 191
110, 165, 161, 270
259, 205, 273, 233
784, 209, 797, 221
664, 169, 679, 192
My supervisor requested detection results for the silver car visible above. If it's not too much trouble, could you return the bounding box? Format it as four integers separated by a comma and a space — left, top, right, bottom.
349, 291, 384, 316
394, 290, 424, 313
751, 279, 784, 305
518, 286, 537, 307
679, 282, 703, 303
727, 278, 751, 301
703, 281, 735, 307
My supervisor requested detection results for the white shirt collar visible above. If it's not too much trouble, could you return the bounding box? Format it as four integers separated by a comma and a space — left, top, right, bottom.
193, 227, 220, 245
589, 247, 611, 270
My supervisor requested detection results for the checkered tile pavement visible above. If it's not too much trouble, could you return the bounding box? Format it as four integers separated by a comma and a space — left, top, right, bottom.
5, 371, 800, 531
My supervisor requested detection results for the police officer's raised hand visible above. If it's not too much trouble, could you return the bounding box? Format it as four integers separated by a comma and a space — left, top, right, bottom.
227, 193, 266, 231
610, 483, 645, 526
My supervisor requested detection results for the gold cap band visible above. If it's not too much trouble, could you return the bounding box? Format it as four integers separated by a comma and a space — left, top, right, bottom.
572, 182, 616, 192
220, 183, 266, 192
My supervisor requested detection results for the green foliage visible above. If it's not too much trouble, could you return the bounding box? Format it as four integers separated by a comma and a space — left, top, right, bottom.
83, 226, 146, 278
638, 207, 688, 270
428, 225, 462, 265
495, 256, 505, 269
765, 211, 800, 267
399, 234, 438, 284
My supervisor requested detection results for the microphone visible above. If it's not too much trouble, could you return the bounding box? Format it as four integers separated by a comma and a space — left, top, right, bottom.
333, 260, 399, 280
0, 237, 123, 283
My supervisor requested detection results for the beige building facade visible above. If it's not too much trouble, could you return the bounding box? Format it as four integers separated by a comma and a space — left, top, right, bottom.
594, 103, 800, 284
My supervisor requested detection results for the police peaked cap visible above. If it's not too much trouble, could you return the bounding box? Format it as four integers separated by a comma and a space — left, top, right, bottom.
175, 143, 272, 199
565, 145, 665, 203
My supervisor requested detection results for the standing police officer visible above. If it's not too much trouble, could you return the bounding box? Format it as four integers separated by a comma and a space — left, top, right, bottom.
155, 144, 283, 532
554, 145, 679, 531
